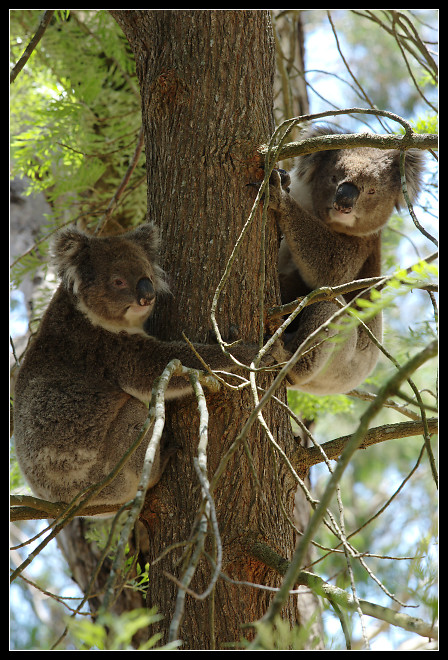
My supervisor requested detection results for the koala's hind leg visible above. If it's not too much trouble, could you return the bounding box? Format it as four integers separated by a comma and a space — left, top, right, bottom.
86, 397, 179, 507
283, 300, 345, 390
17, 389, 178, 509
283, 299, 373, 395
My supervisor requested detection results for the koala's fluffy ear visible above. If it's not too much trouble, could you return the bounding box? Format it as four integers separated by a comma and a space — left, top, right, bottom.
294, 124, 344, 183
127, 223, 160, 262
51, 227, 90, 293
392, 149, 425, 209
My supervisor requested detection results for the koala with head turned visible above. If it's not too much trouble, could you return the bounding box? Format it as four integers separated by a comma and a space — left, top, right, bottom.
14, 224, 269, 510
267, 125, 424, 394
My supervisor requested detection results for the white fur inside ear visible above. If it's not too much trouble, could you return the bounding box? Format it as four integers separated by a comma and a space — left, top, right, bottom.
62, 264, 83, 294
288, 171, 314, 213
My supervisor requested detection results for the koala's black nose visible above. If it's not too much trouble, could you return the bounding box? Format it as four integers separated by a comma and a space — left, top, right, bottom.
334, 182, 359, 213
136, 278, 155, 306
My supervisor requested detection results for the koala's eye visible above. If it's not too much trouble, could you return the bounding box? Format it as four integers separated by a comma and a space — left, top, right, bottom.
331, 176, 338, 184
112, 278, 128, 289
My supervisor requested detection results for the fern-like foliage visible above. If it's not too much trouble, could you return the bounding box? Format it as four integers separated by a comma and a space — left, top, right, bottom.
11, 10, 146, 290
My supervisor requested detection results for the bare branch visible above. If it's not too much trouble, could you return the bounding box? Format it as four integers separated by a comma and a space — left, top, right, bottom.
10, 10, 55, 83
99, 359, 182, 614
296, 418, 437, 471
267, 130, 436, 163
10, 495, 128, 521
258, 107, 437, 165
251, 339, 437, 638
247, 541, 437, 641
168, 371, 222, 643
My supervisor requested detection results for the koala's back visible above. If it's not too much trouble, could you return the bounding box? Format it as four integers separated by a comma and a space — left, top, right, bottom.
13, 287, 153, 506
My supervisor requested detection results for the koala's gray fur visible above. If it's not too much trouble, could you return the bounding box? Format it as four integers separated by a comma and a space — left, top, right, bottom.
14, 224, 270, 509
269, 125, 424, 394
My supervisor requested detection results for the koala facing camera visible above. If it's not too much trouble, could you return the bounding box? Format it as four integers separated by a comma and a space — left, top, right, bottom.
14, 224, 276, 509
268, 125, 425, 394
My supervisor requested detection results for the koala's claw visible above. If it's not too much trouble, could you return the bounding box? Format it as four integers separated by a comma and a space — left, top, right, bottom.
258, 337, 291, 369
276, 168, 291, 192
246, 181, 262, 191
247, 168, 291, 200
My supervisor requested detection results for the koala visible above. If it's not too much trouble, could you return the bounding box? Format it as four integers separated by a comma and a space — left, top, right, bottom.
13, 223, 272, 510
266, 125, 424, 394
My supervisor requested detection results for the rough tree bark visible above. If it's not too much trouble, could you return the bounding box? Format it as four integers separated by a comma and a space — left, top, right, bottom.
61, 10, 322, 650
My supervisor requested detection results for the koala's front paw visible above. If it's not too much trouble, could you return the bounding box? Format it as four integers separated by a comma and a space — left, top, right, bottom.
247, 168, 291, 213
265, 169, 286, 212
258, 337, 291, 368
269, 337, 292, 366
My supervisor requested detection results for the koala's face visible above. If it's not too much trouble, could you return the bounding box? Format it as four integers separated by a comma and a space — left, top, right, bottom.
312, 148, 403, 236
76, 238, 160, 334
52, 224, 169, 335
293, 126, 424, 237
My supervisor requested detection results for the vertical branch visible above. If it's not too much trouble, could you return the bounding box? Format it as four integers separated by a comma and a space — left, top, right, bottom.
272, 14, 294, 122
168, 371, 222, 645
95, 125, 145, 235
100, 359, 182, 614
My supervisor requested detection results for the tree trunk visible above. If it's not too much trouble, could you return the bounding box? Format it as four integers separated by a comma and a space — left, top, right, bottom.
110, 9, 320, 649
61, 10, 321, 650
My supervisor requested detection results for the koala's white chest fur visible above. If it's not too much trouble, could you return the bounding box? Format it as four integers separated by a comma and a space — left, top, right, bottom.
328, 207, 358, 228
77, 299, 154, 336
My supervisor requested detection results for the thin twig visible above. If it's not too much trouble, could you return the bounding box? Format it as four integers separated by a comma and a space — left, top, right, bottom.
267, 251, 438, 321
95, 125, 145, 236
247, 540, 437, 640
399, 151, 438, 246
10, 10, 55, 83
247, 340, 437, 648
99, 359, 182, 614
